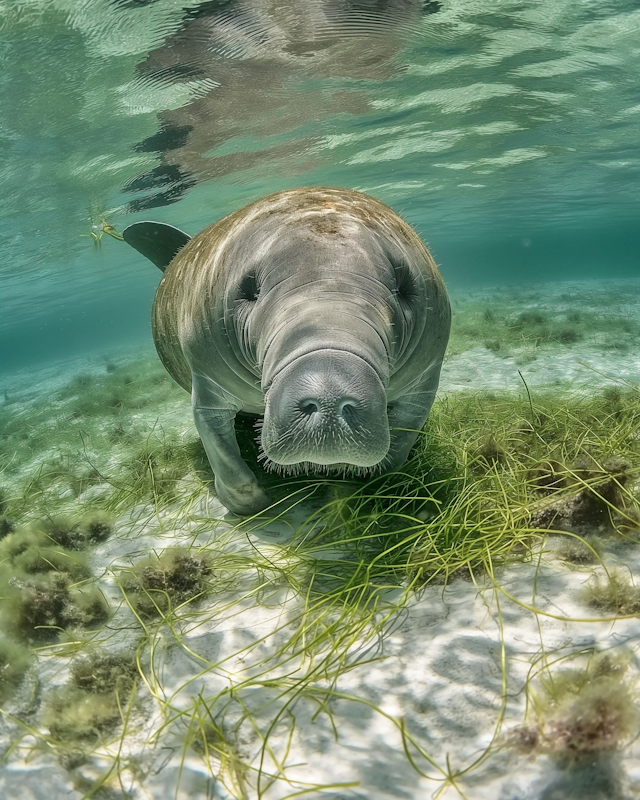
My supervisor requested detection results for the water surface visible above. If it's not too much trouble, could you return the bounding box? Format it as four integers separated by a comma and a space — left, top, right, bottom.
1, 0, 639, 373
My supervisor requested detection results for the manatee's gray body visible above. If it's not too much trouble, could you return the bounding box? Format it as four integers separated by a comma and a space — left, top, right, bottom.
124, 187, 451, 515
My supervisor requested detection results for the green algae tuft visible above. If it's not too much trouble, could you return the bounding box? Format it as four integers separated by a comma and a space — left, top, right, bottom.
0, 524, 90, 579
43, 650, 138, 745
0, 636, 33, 702
1, 572, 109, 643
510, 651, 640, 763
583, 570, 640, 616
0, 514, 16, 537
119, 547, 213, 619
44, 687, 125, 744
79, 511, 114, 544
555, 536, 601, 566
32, 516, 85, 551
70, 651, 138, 696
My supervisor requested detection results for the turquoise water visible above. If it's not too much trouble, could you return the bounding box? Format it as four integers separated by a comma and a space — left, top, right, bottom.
1, 0, 639, 373
2, 5, 640, 798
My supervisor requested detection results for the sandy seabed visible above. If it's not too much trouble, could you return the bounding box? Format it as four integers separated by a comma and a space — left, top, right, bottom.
2, 278, 640, 800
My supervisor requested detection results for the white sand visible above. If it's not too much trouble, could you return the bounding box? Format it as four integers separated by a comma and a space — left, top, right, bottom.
2, 278, 640, 799
4, 527, 640, 799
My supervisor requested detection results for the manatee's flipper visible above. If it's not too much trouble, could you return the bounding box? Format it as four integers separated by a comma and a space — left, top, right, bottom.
122, 222, 191, 272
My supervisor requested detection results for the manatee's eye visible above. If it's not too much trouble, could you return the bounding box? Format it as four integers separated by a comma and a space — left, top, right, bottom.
391, 260, 418, 303
237, 273, 259, 303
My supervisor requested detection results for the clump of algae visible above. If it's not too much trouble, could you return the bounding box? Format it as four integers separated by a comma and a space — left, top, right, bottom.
1, 573, 109, 644
31, 516, 86, 550
119, 547, 213, 619
509, 651, 640, 763
43, 650, 138, 745
0, 513, 15, 537
583, 570, 640, 616
0, 509, 116, 710
555, 536, 601, 566
79, 511, 114, 544
0, 524, 89, 578
0, 517, 112, 643
0, 637, 33, 702
70, 650, 138, 695
0, 514, 114, 572
26, 513, 115, 550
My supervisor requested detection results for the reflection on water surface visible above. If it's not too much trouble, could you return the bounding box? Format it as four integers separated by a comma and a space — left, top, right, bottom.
0, 0, 639, 362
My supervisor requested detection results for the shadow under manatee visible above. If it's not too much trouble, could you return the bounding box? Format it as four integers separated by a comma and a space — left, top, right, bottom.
120, 0, 442, 211
184, 411, 348, 521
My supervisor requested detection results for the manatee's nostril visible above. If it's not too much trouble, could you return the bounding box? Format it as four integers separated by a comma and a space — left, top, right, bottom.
339, 401, 357, 425
299, 400, 320, 416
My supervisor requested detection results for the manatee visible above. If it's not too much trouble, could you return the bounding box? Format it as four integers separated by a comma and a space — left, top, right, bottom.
123, 187, 451, 515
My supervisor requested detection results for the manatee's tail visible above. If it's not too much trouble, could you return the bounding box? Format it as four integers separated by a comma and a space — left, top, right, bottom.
122, 222, 191, 272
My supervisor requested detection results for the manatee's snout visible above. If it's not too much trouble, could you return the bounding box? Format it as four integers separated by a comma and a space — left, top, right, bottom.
262, 350, 390, 467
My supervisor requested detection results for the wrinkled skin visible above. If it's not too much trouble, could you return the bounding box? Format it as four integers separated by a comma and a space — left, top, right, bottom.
152, 187, 451, 514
